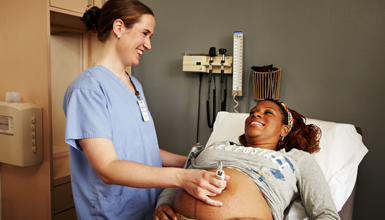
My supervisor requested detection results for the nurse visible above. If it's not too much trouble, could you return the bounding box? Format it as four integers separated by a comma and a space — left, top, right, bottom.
62, 0, 228, 219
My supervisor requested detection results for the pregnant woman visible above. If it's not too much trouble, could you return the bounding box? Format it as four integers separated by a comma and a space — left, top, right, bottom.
153, 99, 340, 220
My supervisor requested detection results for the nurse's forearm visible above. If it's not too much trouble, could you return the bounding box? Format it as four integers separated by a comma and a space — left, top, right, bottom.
99, 159, 187, 187
80, 138, 183, 187
159, 148, 187, 168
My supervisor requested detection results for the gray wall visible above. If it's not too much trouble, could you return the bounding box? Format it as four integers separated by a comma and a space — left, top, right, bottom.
134, 0, 384, 219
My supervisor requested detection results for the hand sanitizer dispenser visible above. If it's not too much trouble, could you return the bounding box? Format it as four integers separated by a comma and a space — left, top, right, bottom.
0, 92, 43, 167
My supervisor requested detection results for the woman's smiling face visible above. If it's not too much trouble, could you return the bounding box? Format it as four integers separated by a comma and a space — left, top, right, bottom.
244, 100, 287, 150
117, 14, 155, 67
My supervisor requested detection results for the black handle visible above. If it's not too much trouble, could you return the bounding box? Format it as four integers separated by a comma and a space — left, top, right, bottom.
206, 100, 211, 128
219, 48, 227, 83
212, 88, 216, 126
209, 47, 216, 57
219, 48, 227, 55
221, 88, 227, 111
207, 88, 216, 128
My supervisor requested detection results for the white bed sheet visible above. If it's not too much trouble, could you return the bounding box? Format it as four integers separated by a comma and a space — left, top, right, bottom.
206, 112, 368, 216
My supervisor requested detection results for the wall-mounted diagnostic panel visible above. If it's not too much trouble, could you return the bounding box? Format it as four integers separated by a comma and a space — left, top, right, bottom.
0, 101, 43, 167
183, 54, 233, 74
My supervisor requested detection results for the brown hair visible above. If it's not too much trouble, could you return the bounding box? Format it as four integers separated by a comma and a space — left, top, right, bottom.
239, 99, 321, 154
80, 0, 154, 42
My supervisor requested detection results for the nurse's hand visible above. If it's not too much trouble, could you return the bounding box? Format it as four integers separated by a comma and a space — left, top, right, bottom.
153, 203, 178, 220
180, 169, 229, 207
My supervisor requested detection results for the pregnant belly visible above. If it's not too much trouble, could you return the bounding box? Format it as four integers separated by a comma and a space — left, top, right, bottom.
173, 168, 274, 220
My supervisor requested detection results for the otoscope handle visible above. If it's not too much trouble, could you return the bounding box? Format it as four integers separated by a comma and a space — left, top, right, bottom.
207, 47, 217, 129
213, 88, 216, 125
219, 48, 227, 55
208, 47, 215, 83
206, 89, 216, 128
208, 69, 212, 83
221, 89, 227, 111
206, 100, 213, 128
209, 47, 216, 57
220, 70, 224, 83
219, 48, 227, 84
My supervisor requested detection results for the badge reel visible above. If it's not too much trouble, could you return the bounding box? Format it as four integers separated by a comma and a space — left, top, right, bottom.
216, 161, 226, 190
131, 80, 149, 122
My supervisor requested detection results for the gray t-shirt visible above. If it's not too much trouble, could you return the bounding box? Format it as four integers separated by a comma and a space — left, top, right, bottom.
157, 141, 340, 220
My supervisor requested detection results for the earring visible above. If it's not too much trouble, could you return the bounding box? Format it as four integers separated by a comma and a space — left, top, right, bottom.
117, 35, 120, 39
280, 135, 285, 141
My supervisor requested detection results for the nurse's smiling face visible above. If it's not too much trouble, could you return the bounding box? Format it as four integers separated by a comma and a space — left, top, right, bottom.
117, 14, 155, 67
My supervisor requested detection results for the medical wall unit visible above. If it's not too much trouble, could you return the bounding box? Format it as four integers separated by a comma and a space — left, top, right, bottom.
183, 48, 234, 133
182, 53, 233, 74
0, 100, 43, 167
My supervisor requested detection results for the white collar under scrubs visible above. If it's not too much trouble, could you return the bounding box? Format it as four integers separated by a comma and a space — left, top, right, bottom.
63, 65, 162, 220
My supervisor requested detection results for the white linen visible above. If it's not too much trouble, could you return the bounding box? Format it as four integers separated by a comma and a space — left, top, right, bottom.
206, 112, 368, 213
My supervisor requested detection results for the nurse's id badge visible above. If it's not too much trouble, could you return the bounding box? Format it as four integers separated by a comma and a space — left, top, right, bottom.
138, 100, 150, 121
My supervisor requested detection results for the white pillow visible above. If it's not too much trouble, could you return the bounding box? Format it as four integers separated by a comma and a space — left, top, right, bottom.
206, 112, 368, 212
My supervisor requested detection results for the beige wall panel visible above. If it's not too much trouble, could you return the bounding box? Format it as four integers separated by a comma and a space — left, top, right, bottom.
0, 0, 52, 219
50, 0, 89, 14
51, 32, 83, 154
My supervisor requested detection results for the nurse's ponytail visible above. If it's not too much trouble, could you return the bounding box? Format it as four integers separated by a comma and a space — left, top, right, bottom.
81, 6, 101, 33
80, 0, 154, 42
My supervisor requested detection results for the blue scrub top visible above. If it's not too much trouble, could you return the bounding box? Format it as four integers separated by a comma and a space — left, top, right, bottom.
62, 65, 162, 220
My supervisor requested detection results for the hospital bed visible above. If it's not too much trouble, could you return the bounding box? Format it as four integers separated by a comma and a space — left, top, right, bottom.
205, 112, 368, 220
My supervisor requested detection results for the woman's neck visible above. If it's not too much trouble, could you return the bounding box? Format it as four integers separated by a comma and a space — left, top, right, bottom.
95, 39, 128, 79
247, 142, 277, 151
94, 40, 136, 95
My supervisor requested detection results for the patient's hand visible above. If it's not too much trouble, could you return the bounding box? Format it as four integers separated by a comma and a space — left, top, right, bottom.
153, 203, 177, 220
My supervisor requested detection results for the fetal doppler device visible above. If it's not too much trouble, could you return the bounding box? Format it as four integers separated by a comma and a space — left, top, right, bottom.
216, 161, 226, 190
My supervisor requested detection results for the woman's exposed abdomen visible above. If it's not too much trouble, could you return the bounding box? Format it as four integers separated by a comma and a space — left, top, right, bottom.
173, 168, 274, 220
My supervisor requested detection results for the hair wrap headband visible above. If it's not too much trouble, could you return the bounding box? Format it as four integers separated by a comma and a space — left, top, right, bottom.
280, 103, 294, 132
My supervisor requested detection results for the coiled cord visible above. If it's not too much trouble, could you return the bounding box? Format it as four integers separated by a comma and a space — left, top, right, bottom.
233, 92, 239, 113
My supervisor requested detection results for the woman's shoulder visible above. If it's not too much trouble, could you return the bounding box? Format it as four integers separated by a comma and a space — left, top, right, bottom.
68, 66, 107, 92
284, 148, 318, 170
286, 148, 311, 156
284, 148, 313, 162
207, 140, 236, 148
211, 140, 235, 145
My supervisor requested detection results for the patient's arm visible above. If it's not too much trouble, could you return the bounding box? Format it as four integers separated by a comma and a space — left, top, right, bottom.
156, 187, 179, 209
299, 156, 341, 219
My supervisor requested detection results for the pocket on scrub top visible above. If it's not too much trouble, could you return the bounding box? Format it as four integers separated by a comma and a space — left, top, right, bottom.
94, 193, 133, 218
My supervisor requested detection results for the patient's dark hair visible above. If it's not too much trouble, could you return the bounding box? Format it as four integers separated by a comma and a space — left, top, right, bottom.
80, 0, 154, 42
239, 99, 321, 154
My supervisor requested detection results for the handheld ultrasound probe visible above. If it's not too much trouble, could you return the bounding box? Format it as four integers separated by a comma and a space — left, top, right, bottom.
216, 161, 226, 190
